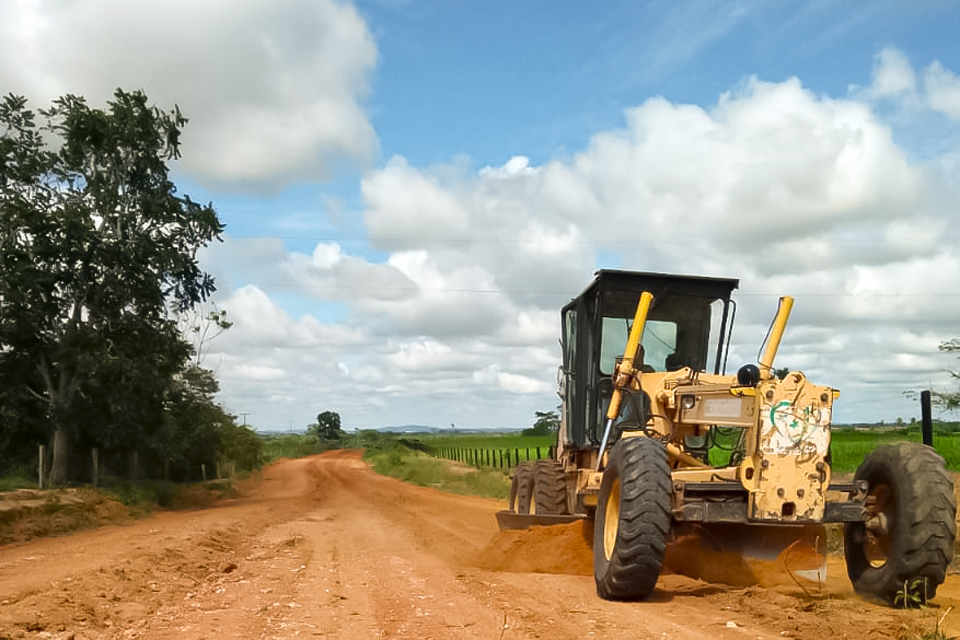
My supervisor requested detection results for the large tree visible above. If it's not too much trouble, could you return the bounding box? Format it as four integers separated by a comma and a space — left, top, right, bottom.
0, 90, 223, 473
523, 410, 560, 436
312, 411, 344, 441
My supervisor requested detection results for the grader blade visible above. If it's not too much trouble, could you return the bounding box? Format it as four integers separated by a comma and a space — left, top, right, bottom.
495, 511, 586, 531
668, 523, 828, 585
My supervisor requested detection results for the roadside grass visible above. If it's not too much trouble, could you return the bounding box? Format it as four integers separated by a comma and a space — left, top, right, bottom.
260, 433, 336, 464
0, 473, 35, 492
106, 477, 236, 511
364, 445, 510, 500
830, 429, 960, 473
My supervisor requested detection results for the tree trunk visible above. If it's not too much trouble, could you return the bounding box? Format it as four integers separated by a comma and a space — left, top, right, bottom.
50, 430, 68, 486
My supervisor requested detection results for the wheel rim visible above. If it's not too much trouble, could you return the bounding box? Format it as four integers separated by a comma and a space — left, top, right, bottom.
863, 483, 894, 568
603, 478, 621, 561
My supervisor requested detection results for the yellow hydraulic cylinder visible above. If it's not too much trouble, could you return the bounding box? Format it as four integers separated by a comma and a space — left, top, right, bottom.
606, 291, 654, 420
759, 296, 794, 379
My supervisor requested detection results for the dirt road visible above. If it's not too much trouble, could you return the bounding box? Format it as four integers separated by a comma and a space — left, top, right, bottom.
1, 450, 957, 639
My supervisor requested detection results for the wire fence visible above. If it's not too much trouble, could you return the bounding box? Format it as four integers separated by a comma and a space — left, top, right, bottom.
416, 443, 557, 470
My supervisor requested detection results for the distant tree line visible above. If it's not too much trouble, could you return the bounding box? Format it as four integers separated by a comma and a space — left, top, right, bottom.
0, 89, 259, 483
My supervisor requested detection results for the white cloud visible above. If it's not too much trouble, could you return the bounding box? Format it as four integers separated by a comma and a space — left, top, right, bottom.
480, 155, 538, 179
311, 243, 345, 269
197, 48, 960, 429
498, 371, 549, 394
865, 48, 918, 100
363, 157, 472, 250
925, 62, 960, 121
0, 0, 378, 192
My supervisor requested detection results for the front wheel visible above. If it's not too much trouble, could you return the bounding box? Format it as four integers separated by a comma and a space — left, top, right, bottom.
594, 437, 672, 601
844, 442, 956, 605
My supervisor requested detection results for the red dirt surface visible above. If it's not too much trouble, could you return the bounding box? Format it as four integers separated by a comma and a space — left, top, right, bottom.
1, 449, 958, 639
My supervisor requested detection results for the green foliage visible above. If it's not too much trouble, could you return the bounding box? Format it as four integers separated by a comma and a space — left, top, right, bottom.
311, 410, 344, 442
0, 467, 34, 491
934, 338, 960, 412
895, 578, 927, 609
364, 445, 509, 500
217, 422, 263, 472
829, 427, 960, 473
351, 429, 397, 453
0, 89, 224, 476
106, 478, 233, 510
261, 433, 318, 463
522, 410, 560, 437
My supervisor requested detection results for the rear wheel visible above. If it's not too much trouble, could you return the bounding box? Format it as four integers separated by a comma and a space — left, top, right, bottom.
844, 442, 956, 605
510, 463, 534, 514
594, 437, 671, 601
533, 460, 570, 515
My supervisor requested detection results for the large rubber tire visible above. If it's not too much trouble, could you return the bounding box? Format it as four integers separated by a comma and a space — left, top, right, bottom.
533, 460, 570, 515
844, 442, 957, 605
594, 437, 672, 601
510, 463, 534, 514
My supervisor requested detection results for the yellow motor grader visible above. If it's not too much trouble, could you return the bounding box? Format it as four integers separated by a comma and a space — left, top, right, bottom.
497, 270, 956, 604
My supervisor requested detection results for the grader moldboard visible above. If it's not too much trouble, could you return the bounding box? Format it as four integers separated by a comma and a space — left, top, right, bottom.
497, 270, 957, 604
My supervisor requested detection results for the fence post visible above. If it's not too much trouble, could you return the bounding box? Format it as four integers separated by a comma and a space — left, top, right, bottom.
921, 390, 934, 447
201, 463, 207, 482
536, 446, 541, 460
91, 448, 99, 488
38, 444, 45, 489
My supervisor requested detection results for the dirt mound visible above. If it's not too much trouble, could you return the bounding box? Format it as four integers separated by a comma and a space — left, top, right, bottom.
0, 488, 131, 546
664, 533, 828, 589
474, 519, 831, 592
471, 520, 594, 575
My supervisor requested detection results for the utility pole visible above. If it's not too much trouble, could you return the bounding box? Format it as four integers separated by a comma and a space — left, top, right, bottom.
239, 412, 249, 425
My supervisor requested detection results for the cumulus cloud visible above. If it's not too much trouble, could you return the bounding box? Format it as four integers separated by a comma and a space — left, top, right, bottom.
863, 48, 919, 101
107, 37, 952, 428
926, 62, 960, 121
0, 0, 378, 192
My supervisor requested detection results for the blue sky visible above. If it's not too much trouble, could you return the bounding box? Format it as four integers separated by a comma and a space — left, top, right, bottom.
3, 0, 960, 430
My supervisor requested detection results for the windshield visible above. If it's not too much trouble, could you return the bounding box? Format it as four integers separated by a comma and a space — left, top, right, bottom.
600, 318, 677, 374
598, 293, 727, 375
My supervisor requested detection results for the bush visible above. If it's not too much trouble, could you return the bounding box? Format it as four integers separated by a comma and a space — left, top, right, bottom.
218, 423, 263, 471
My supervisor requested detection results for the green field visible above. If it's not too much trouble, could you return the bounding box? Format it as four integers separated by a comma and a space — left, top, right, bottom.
409, 427, 960, 474
830, 428, 960, 473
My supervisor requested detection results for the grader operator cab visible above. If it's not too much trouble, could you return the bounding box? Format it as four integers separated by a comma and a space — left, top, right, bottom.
498, 270, 956, 604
